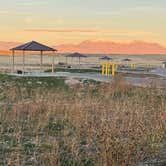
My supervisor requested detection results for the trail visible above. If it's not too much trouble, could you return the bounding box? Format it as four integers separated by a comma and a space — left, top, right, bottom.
10, 71, 166, 88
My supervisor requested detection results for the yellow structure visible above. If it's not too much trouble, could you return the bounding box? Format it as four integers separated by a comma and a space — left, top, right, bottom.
102, 64, 105, 75
106, 63, 111, 76
105, 63, 108, 75
102, 62, 118, 77
112, 64, 115, 77
130, 64, 136, 69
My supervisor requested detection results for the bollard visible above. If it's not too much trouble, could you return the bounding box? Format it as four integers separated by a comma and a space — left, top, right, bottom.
102, 64, 105, 75
105, 63, 108, 76
107, 63, 111, 75
112, 64, 115, 77
101, 63, 116, 77
130, 64, 135, 69
133, 64, 136, 68
131, 64, 133, 69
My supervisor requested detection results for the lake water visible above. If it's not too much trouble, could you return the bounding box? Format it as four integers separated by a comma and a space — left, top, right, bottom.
0, 54, 165, 72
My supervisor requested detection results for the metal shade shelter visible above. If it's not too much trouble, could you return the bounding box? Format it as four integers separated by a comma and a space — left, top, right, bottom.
66, 52, 87, 66
99, 56, 112, 61
10, 41, 57, 73
122, 58, 132, 66
122, 58, 132, 62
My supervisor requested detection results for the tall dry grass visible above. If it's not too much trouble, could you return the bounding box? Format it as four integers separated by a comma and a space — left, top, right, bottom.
0, 77, 166, 166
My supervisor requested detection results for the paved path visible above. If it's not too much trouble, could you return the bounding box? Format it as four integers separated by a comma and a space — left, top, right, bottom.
9, 71, 166, 88
150, 68, 166, 77
11, 72, 113, 82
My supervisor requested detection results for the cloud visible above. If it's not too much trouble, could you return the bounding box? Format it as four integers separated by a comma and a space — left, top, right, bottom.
0, 10, 9, 14
25, 29, 99, 33
24, 17, 33, 24
105, 30, 158, 38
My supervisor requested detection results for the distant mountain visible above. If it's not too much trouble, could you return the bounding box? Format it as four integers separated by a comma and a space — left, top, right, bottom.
0, 50, 11, 55
0, 40, 166, 55
56, 40, 166, 54
0, 41, 22, 55
0, 41, 21, 50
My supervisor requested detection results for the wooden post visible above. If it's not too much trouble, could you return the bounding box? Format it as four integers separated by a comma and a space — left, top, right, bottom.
12, 50, 15, 73
52, 51, 55, 73
23, 51, 25, 74
40, 51, 43, 72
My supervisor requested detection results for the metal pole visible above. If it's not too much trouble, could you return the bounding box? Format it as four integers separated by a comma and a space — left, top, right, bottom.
52, 51, 55, 73
66, 56, 68, 64
72, 57, 73, 64
12, 50, 15, 73
40, 51, 43, 72
23, 51, 25, 74
79, 57, 80, 69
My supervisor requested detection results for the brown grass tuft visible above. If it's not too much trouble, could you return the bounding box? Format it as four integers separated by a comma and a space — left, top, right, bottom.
0, 78, 165, 165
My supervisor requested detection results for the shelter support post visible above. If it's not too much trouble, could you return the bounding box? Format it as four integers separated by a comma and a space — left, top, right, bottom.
52, 51, 55, 73
72, 57, 73, 64
23, 51, 25, 73
79, 57, 80, 69
12, 50, 15, 73
66, 56, 68, 64
40, 51, 43, 72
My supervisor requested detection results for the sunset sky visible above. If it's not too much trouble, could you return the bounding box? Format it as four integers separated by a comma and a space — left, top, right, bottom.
0, 0, 166, 46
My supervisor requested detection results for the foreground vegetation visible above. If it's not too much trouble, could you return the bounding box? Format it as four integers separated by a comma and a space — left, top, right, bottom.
0, 74, 166, 165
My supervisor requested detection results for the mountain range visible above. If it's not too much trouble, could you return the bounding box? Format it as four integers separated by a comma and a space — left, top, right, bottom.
0, 40, 166, 55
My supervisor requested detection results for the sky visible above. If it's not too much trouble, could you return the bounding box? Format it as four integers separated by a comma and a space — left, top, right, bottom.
0, 0, 166, 46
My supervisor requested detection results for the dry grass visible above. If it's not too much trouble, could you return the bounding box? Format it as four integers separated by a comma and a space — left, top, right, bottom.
0, 76, 166, 166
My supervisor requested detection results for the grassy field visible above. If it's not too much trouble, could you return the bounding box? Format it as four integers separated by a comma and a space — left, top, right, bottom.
0, 74, 166, 165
